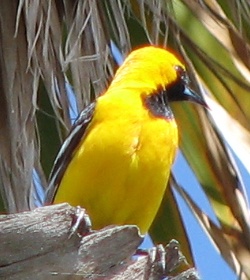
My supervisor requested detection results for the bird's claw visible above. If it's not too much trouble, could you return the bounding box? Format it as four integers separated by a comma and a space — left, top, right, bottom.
69, 206, 92, 238
146, 239, 200, 280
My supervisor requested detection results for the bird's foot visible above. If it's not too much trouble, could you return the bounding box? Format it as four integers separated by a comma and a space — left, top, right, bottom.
144, 239, 201, 280
69, 206, 92, 238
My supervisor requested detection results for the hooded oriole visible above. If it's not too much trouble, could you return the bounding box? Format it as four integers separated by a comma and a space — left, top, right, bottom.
46, 46, 206, 234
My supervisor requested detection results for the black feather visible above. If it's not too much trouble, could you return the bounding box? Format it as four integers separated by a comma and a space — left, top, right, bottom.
45, 102, 96, 203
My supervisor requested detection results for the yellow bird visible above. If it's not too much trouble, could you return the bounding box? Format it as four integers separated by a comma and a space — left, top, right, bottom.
46, 46, 206, 234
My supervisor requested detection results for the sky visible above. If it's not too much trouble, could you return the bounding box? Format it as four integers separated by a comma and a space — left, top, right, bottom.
173, 152, 237, 280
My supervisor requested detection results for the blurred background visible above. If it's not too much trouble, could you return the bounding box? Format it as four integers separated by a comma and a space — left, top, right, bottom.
0, 1, 250, 279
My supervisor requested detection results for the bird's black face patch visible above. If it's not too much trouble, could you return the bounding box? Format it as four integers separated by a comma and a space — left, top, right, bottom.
142, 65, 206, 119
166, 66, 190, 102
175, 65, 189, 84
143, 90, 174, 119
142, 65, 187, 119
169, 66, 207, 106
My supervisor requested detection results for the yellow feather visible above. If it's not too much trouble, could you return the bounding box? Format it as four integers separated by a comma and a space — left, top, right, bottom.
52, 46, 189, 234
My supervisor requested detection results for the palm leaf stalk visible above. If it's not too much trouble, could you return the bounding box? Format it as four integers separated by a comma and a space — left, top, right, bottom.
0, 1, 250, 278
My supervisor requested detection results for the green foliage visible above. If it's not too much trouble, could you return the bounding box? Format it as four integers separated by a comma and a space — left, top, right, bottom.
0, 1, 250, 278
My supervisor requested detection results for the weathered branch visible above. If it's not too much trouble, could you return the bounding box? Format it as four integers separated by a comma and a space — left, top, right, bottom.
0, 203, 200, 279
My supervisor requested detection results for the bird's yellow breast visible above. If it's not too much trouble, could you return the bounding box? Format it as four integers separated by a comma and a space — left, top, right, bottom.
54, 91, 178, 234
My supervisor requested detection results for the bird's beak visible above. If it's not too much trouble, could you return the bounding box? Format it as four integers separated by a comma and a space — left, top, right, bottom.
183, 87, 208, 108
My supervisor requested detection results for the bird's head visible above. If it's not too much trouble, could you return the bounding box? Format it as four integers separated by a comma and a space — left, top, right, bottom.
109, 46, 207, 111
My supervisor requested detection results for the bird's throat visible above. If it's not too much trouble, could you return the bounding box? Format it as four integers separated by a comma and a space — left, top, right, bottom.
143, 91, 174, 119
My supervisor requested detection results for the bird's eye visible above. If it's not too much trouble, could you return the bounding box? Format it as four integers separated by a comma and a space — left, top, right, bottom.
174, 65, 189, 85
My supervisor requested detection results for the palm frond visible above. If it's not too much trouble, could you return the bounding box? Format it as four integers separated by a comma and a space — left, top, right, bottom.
0, 1, 39, 212
1, 0, 250, 278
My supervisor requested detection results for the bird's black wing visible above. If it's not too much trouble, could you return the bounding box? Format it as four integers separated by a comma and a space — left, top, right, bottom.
45, 102, 96, 204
